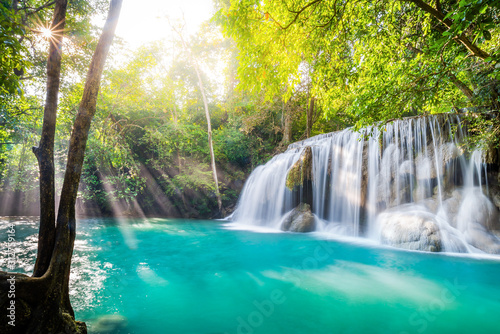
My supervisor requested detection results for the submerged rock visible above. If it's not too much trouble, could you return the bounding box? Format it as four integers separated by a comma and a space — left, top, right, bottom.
378, 207, 442, 252
92, 314, 128, 333
281, 203, 316, 232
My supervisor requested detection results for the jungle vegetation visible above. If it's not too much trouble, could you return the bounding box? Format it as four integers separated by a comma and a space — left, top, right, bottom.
0, 1, 498, 331
1, 0, 499, 218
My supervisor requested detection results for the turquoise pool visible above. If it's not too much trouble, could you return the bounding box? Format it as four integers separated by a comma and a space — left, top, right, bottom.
1, 218, 499, 334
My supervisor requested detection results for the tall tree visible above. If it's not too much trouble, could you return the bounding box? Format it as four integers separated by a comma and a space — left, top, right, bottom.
282, 100, 292, 143
171, 23, 223, 213
0, 0, 122, 332
32, 0, 68, 278
306, 97, 314, 138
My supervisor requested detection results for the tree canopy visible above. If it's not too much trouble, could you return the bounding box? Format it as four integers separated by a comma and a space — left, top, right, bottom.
216, 0, 500, 129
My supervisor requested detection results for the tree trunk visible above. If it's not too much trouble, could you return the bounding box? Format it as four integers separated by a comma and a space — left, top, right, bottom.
283, 101, 292, 143
175, 30, 223, 213
196, 69, 222, 213
0, 1, 122, 333
32, 0, 68, 278
12, 0, 18, 13
491, 84, 500, 110
306, 97, 314, 138
50, 0, 122, 319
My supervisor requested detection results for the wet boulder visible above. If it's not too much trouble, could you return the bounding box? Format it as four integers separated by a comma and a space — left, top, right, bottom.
438, 193, 462, 228
491, 192, 500, 212
454, 188, 500, 253
281, 203, 316, 232
457, 188, 498, 231
377, 207, 442, 252
464, 223, 500, 254
417, 198, 441, 214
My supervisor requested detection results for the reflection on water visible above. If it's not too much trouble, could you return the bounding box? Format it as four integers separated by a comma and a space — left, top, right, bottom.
0, 217, 109, 315
1, 217, 500, 334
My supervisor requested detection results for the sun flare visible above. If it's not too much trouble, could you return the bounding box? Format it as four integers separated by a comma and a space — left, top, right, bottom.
40, 27, 53, 39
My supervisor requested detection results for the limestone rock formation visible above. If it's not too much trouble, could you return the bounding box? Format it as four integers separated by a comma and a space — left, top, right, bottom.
457, 188, 498, 231
399, 143, 462, 181
378, 207, 442, 252
464, 224, 500, 254
439, 196, 461, 228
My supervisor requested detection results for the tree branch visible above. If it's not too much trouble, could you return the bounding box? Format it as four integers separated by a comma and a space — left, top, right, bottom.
435, 0, 441, 13
12, 0, 18, 13
404, 0, 490, 60
406, 43, 423, 54
22, 0, 56, 16
448, 72, 474, 101
271, 0, 323, 30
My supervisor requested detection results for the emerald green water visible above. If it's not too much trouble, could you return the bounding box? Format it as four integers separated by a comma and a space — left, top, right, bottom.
2, 218, 500, 333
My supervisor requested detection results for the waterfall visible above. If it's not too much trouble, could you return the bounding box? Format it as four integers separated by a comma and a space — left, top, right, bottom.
231, 149, 303, 228
231, 114, 500, 254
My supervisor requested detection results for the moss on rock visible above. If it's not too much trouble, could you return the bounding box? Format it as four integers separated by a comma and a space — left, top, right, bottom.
286, 147, 313, 190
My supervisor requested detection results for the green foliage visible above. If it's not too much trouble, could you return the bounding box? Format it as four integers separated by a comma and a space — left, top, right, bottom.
0, 3, 27, 100
23, 37, 272, 217
80, 134, 146, 208
0, 3, 30, 174
214, 124, 252, 166
163, 163, 216, 196
444, 0, 500, 53
461, 112, 500, 157
1, 1, 246, 218
216, 0, 500, 131
0, 96, 42, 188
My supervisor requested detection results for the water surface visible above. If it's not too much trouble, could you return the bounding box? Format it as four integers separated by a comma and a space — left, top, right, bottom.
1, 217, 499, 334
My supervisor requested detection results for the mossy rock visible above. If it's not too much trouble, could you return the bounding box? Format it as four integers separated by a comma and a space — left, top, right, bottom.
286, 147, 313, 190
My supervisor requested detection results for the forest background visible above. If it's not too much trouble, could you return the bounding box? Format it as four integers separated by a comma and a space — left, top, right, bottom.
1, 0, 499, 218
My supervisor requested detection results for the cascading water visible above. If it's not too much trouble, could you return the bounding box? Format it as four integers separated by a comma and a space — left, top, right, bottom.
231, 114, 500, 254
231, 149, 303, 228
309, 129, 364, 236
